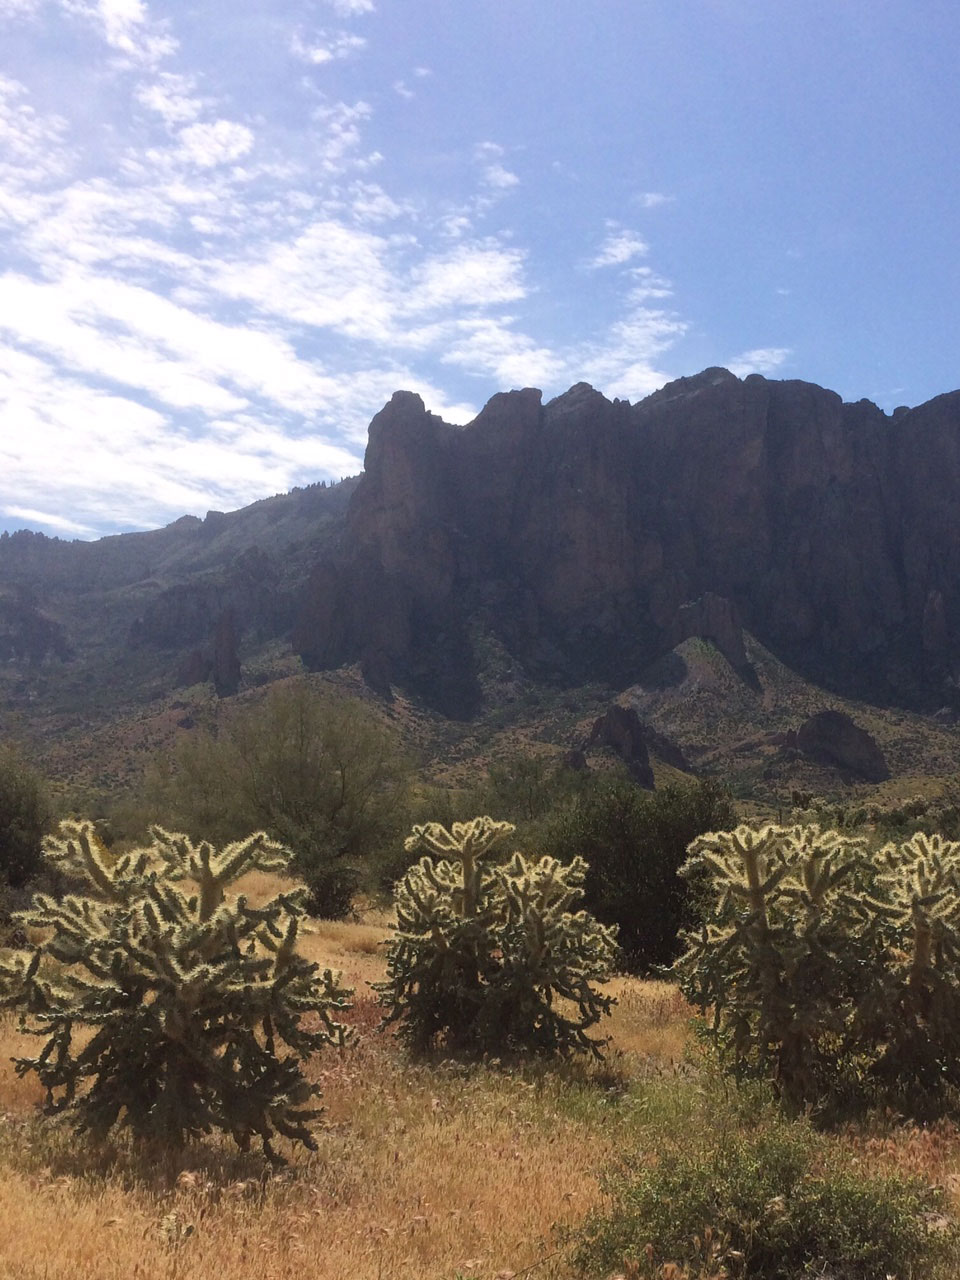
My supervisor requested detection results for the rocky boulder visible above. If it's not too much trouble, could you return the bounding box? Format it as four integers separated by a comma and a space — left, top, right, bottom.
794, 710, 889, 782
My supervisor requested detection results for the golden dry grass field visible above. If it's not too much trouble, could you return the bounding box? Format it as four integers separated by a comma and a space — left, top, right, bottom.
3, 871, 960, 1280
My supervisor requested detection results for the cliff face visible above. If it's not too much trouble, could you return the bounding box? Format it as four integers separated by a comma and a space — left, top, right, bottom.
4, 368, 960, 725
295, 369, 960, 716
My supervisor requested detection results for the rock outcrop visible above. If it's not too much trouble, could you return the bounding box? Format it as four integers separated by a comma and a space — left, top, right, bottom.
674, 593, 753, 680
583, 705, 655, 788
793, 710, 890, 782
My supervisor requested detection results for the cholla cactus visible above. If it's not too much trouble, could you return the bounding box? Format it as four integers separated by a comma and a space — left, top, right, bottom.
860, 831, 960, 1103
0, 820, 352, 1162
674, 823, 878, 1113
376, 817, 617, 1057
676, 822, 960, 1118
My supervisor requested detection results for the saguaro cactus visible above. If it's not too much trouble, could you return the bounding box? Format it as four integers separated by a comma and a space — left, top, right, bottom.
0, 820, 352, 1161
376, 817, 617, 1056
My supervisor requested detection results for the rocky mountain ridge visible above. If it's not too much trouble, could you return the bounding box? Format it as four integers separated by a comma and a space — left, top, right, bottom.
2, 367, 960, 743
294, 368, 960, 717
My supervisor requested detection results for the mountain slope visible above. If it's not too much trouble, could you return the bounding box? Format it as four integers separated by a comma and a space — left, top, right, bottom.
3, 368, 960, 800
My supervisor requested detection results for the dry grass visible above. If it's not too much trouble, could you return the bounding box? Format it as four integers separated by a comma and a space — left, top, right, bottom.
0, 993, 630, 1280
0, 902, 696, 1280
5, 913, 960, 1280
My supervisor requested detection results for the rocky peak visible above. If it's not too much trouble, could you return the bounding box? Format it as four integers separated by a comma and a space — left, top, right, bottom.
638, 365, 739, 410
544, 381, 609, 423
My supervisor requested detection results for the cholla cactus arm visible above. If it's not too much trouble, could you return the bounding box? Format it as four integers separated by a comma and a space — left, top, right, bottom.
41, 821, 136, 902
406, 818, 515, 919
494, 853, 617, 1057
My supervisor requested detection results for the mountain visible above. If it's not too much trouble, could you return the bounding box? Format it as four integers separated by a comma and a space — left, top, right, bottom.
294, 368, 960, 718
2, 367, 960, 796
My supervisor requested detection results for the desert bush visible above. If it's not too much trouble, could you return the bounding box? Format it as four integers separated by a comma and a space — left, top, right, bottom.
0, 744, 50, 889
0, 820, 352, 1162
573, 1122, 958, 1279
675, 823, 960, 1118
376, 816, 618, 1057
145, 681, 411, 917
535, 778, 736, 972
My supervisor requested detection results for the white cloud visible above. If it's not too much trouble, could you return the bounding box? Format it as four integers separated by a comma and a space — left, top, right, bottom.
291, 31, 366, 65
2, 505, 96, 535
408, 243, 526, 313
393, 79, 415, 100
441, 317, 566, 388
135, 73, 203, 127
474, 140, 519, 192
61, 0, 176, 65
587, 228, 649, 269
626, 265, 674, 303
634, 191, 674, 209
177, 120, 254, 168
0, 75, 72, 184
728, 346, 792, 377
310, 98, 379, 173
483, 162, 519, 190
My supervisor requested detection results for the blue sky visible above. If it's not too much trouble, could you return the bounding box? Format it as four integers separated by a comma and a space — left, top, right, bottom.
1, 0, 958, 539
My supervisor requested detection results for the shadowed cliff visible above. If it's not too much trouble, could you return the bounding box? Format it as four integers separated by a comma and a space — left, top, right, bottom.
294, 369, 960, 717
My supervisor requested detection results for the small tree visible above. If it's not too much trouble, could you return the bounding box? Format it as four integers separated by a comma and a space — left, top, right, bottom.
0, 820, 352, 1162
145, 681, 411, 917
376, 817, 618, 1057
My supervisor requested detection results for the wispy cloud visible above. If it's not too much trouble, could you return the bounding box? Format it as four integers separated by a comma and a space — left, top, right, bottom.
176, 120, 254, 168
291, 30, 367, 65
587, 227, 649, 268
0, 2, 705, 538
323, 0, 374, 14
63, 0, 177, 66
728, 346, 792, 377
634, 191, 674, 209
474, 141, 519, 191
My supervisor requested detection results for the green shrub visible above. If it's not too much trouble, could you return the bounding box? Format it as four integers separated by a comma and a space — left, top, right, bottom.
573, 1123, 958, 1279
0, 744, 50, 889
0, 820, 352, 1162
675, 823, 960, 1119
375, 816, 618, 1057
535, 778, 736, 972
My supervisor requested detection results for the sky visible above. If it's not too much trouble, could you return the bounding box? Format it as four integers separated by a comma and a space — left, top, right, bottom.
1, 0, 958, 540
